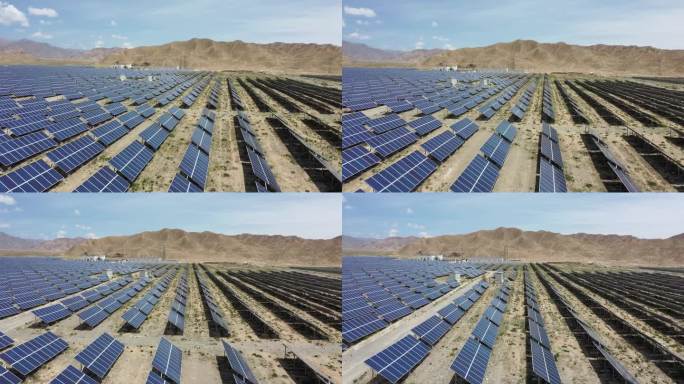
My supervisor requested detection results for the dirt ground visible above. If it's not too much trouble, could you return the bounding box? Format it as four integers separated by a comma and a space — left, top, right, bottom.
343, 73, 683, 192
0, 263, 341, 384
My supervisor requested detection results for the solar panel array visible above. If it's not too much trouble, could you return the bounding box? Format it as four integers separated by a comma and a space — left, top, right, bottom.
537, 123, 567, 192
477, 77, 530, 120
451, 283, 511, 384
150, 338, 182, 384
166, 270, 188, 334
524, 271, 562, 384
50, 365, 98, 384
365, 151, 437, 192
231, 111, 280, 192
587, 130, 639, 192
76, 276, 143, 328
194, 268, 230, 336
227, 79, 244, 110
222, 341, 258, 384
342, 256, 485, 344
0, 331, 68, 376
0, 331, 14, 352
509, 80, 537, 121
541, 76, 555, 123
122, 269, 177, 330
554, 80, 589, 124
74, 332, 124, 380
0, 66, 210, 192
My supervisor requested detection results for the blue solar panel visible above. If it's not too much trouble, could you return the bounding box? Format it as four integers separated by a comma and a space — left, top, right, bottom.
75, 333, 124, 380
408, 116, 442, 136
137, 106, 155, 118
179, 144, 209, 189
376, 301, 413, 322
538, 158, 567, 193
61, 296, 89, 312
122, 308, 146, 329
191, 127, 212, 154
342, 145, 380, 181
197, 116, 214, 134
0, 365, 21, 384
450, 337, 491, 384
450, 155, 499, 192
78, 306, 108, 327
412, 315, 451, 346
158, 113, 178, 131
0, 331, 68, 376
472, 317, 499, 349
247, 148, 279, 192
105, 103, 126, 116
343, 123, 373, 148
168, 174, 202, 193
0, 159, 63, 192
50, 365, 98, 384
542, 123, 559, 142
109, 141, 154, 183
152, 338, 182, 384
91, 120, 128, 146
342, 314, 388, 343
421, 131, 463, 162
47, 118, 87, 142
365, 335, 430, 384
169, 107, 185, 120
146, 371, 168, 384
386, 100, 413, 113
366, 114, 406, 134
366, 127, 418, 158
0, 131, 57, 167
438, 303, 465, 325
484, 306, 503, 326
119, 111, 145, 129
222, 341, 258, 384
480, 134, 510, 168
0, 331, 14, 351
450, 118, 479, 140
75, 166, 130, 192
32, 303, 71, 324
528, 318, 551, 349
167, 309, 184, 331
366, 151, 437, 192
47, 136, 105, 174
530, 340, 562, 384
540, 135, 563, 168
140, 123, 169, 151
83, 107, 112, 125
495, 121, 517, 142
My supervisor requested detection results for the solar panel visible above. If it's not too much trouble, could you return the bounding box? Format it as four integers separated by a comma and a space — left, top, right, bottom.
421, 131, 464, 162
74, 333, 124, 380
0, 331, 69, 376
451, 155, 499, 192
109, 141, 154, 182
412, 315, 451, 346
366, 151, 437, 192
105, 103, 126, 116
158, 113, 178, 131
152, 338, 182, 384
408, 115, 442, 136
450, 118, 479, 140
437, 303, 465, 325
169, 107, 185, 120
197, 116, 214, 134
528, 319, 551, 349
376, 301, 413, 322
365, 335, 430, 384
542, 123, 559, 143
472, 317, 499, 349
191, 127, 212, 154
167, 309, 184, 331
480, 135, 510, 168
342, 314, 388, 343
140, 123, 169, 151
366, 114, 406, 134
89, 122, 125, 146
75, 166, 130, 192
32, 303, 71, 324
78, 306, 108, 327
247, 148, 279, 192
119, 111, 145, 129
222, 341, 258, 384
47, 136, 105, 174
609, 163, 639, 192
0, 159, 63, 192
50, 365, 98, 384
168, 174, 202, 193
0, 131, 57, 167
342, 146, 380, 181
450, 337, 491, 384
537, 159, 567, 193
540, 135, 563, 168
343, 124, 373, 148
122, 308, 146, 329
0, 331, 14, 351
47, 118, 87, 142
0, 365, 21, 384
61, 296, 89, 312
530, 340, 562, 384
484, 306, 503, 326
146, 371, 168, 384
495, 121, 517, 142
179, 144, 209, 189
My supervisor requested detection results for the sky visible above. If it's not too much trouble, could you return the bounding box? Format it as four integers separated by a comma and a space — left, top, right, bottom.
342, 194, 684, 240
343, 0, 684, 51
0, 0, 342, 49
0, 194, 341, 240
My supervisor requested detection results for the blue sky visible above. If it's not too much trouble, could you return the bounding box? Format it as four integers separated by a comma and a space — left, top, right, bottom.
0, 194, 341, 240
343, 194, 684, 239
343, 0, 684, 50
0, 0, 341, 49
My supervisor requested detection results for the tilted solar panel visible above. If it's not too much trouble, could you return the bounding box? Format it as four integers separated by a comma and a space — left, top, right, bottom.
365, 335, 430, 384
412, 315, 451, 346
0, 365, 21, 384
152, 338, 182, 384
179, 144, 209, 189
47, 118, 87, 142
421, 131, 463, 162
342, 146, 380, 181
450, 118, 479, 140
32, 303, 71, 324
0, 331, 69, 376
342, 314, 388, 344
50, 365, 98, 384
366, 114, 406, 134
168, 174, 202, 193
408, 115, 442, 136
140, 123, 170, 151
191, 127, 212, 154
75, 167, 130, 192
91, 120, 128, 146
451, 155, 499, 193
247, 148, 279, 192
366, 127, 418, 158
540, 135, 563, 168
0, 331, 14, 351
47, 136, 105, 174
222, 341, 259, 384
537, 159, 567, 193
366, 151, 437, 192
530, 340, 562, 384
0, 159, 63, 192
450, 337, 491, 384
480, 134, 510, 168
75, 333, 124, 380
0, 131, 57, 167
109, 141, 154, 183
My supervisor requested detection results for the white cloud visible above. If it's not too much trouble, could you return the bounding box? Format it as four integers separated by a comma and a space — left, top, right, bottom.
443, 43, 454, 49
432, 35, 449, 42
95, 39, 104, 48
111, 34, 127, 40
406, 207, 414, 214
84, 232, 98, 239
418, 231, 431, 238
121, 42, 133, 49
31, 30, 52, 39
0, 223, 10, 229
0, 195, 16, 205
28, 6, 57, 18
110, 20, 117, 26
388, 228, 399, 237
347, 31, 370, 40
356, 19, 370, 25
0, 2, 28, 27
38, 19, 50, 25
407, 222, 426, 230
75, 224, 91, 231
415, 39, 424, 49
56, 229, 67, 238
431, 21, 438, 27
343, 6, 376, 18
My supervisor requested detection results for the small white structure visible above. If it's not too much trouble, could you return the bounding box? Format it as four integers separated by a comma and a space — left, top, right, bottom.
417, 254, 444, 261
82, 255, 106, 261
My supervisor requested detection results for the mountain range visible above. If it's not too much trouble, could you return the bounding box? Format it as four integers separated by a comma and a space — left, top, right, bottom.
0, 229, 341, 266
0, 38, 340, 74
343, 40, 684, 76
343, 227, 684, 266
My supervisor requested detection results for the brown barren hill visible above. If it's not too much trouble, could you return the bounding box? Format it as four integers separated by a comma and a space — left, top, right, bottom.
0, 232, 86, 255
64, 229, 341, 266
343, 228, 684, 267
344, 40, 684, 76
101, 38, 341, 74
